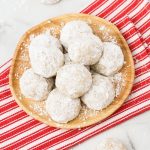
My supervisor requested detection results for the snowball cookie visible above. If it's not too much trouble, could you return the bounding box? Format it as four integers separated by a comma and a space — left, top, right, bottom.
68, 34, 103, 65
56, 64, 92, 98
46, 89, 81, 123
30, 34, 62, 51
20, 69, 54, 101
81, 74, 115, 110
60, 20, 92, 49
41, 0, 61, 5
29, 35, 64, 78
98, 138, 127, 150
92, 42, 124, 76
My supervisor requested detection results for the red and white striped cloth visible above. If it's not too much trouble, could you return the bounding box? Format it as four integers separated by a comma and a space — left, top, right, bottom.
0, 0, 150, 149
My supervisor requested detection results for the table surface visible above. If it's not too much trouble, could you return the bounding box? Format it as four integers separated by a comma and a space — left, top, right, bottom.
0, 0, 149, 150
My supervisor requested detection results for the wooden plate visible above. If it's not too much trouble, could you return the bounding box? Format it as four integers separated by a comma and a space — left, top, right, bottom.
9, 13, 135, 129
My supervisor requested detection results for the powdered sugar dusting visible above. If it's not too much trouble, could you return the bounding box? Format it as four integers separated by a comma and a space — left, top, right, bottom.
46, 89, 81, 123
56, 64, 92, 98
110, 73, 125, 97
77, 105, 100, 127
92, 42, 124, 76
20, 49, 29, 61
103, 32, 117, 43
29, 102, 48, 116
99, 25, 117, 44
29, 33, 64, 78
99, 25, 106, 31
14, 73, 20, 80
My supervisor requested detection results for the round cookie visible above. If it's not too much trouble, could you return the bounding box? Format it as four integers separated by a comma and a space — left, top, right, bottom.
46, 89, 81, 123
29, 34, 64, 78
92, 42, 124, 76
68, 34, 103, 65
41, 0, 61, 5
30, 34, 62, 51
20, 69, 53, 101
56, 64, 92, 98
60, 20, 92, 49
98, 138, 127, 150
81, 74, 115, 110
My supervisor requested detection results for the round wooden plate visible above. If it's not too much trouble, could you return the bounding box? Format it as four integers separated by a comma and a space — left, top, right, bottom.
9, 13, 134, 129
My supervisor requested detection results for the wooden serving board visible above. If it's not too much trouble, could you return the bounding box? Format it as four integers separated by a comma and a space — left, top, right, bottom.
9, 14, 134, 129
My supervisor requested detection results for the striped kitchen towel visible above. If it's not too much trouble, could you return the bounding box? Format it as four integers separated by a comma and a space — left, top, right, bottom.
0, 0, 150, 149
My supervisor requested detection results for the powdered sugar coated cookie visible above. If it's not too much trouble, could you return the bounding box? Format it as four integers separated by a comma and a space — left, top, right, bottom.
68, 34, 103, 65
92, 42, 124, 76
20, 69, 53, 101
98, 138, 127, 150
41, 0, 61, 5
81, 74, 115, 110
30, 34, 62, 51
56, 64, 92, 98
29, 34, 64, 78
60, 20, 92, 49
46, 89, 81, 123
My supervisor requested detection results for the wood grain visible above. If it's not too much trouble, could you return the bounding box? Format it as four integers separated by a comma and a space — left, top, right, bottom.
9, 13, 135, 129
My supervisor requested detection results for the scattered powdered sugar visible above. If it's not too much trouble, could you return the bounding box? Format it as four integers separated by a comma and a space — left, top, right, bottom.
29, 34, 35, 41
47, 26, 60, 37
99, 25, 118, 44
78, 105, 89, 122
22, 41, 29, 49
110, 72, 125, 97
14, 72, 20, 80
60, 21, 65, 27
99, 25, 106, 31
103, 32, 117, 43
18, 63, 29, 71
29, 102, 48, 116
19, 39, 29, 61
20, 49, 29, 61
114, 73, 123, 97
16, 93, 22, 100
78, 105, 99, 126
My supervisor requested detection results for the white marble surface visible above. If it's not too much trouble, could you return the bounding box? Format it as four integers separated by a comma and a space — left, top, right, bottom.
0, 0, 149, 150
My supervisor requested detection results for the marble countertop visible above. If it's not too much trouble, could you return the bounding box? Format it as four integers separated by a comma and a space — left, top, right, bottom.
0, 0, 149, 150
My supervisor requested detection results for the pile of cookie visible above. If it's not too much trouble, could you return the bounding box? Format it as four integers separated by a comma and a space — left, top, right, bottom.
20, 20, 124, 123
